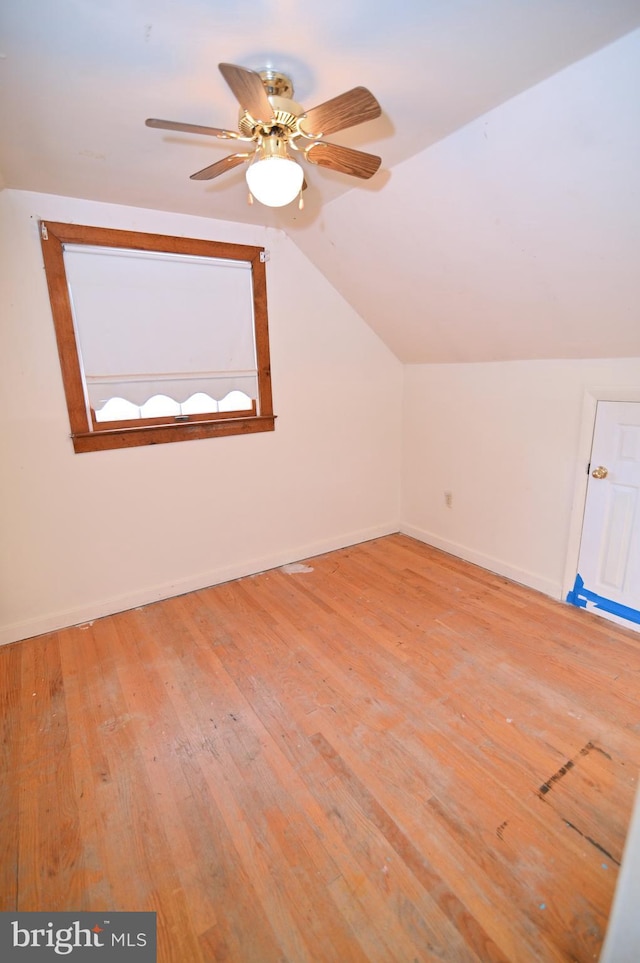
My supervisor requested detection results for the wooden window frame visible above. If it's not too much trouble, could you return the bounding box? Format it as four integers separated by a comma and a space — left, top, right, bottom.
40, 221, 275, 453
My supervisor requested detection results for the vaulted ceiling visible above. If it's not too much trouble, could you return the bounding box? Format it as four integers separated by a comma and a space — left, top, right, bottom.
1, 0, 639, 362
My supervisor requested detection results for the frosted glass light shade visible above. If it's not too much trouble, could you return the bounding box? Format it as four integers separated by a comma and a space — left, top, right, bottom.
246, 156, 304, 207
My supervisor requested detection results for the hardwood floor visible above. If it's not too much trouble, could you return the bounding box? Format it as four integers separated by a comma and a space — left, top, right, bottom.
2, 534, 639, 962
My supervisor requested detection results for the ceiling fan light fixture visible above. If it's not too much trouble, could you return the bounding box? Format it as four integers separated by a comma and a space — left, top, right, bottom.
246, 137, 304, 207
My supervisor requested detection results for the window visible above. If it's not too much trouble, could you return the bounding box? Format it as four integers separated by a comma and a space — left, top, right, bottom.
40, 221, 275, 453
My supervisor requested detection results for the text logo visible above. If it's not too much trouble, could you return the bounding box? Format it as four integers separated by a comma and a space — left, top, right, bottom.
0, 912, 156, 961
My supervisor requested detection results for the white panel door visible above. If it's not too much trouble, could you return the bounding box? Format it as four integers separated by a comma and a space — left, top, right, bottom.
569, 401, 640, 630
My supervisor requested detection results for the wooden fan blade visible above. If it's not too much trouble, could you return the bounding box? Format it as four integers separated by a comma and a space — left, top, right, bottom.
304, 142, 381, 179
190, 153, 251, 181
299, 87, 381, 137
218, 63, 273, 123
146, 118, 236, 139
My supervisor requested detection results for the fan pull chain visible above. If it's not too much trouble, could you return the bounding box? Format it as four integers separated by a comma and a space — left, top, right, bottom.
298, 191, 304, 211
248, 191, 254, 205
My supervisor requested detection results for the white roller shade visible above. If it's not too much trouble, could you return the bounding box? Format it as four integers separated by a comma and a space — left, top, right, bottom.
63, 245, 258, 409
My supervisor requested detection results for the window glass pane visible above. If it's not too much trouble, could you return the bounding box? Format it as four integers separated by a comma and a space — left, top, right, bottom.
85, 374, 258, 410
180, 393, 219, 415
139, 395, 181, 419
94, 397, 140, 422
218, 390, 253, 412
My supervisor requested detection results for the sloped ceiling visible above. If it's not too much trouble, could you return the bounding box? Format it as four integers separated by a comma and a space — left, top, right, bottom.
1, 0, 639, 362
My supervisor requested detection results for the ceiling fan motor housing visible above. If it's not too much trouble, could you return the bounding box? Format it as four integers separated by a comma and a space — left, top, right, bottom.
238, 95, 304, 139
258, 69, 294, 99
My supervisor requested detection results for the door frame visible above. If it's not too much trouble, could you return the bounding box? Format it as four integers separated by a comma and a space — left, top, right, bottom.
562, 386, 640, 603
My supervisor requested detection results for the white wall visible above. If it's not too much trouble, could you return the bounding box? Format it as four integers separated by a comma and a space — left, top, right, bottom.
600, 782, 640, 962
293, 29, 640, 366
0, 189, 402, 645
401, 358, 640, 599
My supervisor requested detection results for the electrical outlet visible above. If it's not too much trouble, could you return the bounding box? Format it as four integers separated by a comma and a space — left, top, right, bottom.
444, 491, 453, 508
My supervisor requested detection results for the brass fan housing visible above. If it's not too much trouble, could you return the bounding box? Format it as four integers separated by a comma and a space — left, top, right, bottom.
237, 71, 303, 138
258, 69, 294, 99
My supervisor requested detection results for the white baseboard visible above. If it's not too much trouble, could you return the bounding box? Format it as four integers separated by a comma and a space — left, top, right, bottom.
0, 523, 397, 647
400, 524, 562, 600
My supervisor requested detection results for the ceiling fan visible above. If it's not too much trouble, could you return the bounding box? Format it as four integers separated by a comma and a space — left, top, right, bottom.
145, 63, 382, 209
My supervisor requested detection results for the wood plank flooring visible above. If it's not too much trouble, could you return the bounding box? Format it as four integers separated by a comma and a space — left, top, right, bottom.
2, 534, 640, 962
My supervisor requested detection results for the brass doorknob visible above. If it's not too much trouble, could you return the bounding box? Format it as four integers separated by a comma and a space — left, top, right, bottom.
591, 466, 609, 479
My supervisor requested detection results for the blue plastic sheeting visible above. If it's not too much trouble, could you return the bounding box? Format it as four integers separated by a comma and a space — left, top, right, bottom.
567, 574, 640, 626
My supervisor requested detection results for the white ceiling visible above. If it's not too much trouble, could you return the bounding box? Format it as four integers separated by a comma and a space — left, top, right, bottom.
1, 0, 639, 362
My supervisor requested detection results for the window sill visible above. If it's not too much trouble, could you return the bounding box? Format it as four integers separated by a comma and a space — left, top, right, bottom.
71, 414, 276, 453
